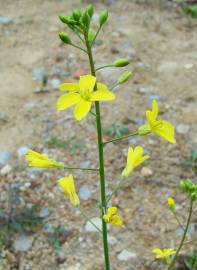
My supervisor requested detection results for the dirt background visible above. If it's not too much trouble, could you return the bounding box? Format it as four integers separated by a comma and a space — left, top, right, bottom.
0, 0, 197, 269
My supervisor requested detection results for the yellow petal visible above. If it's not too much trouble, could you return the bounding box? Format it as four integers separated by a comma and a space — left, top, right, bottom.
153, 120, 176, 144
103, 214, 110, 223
26, 150, 46, 161
107, 207, 117, 216
110, 215, 123, 226
59, 83, 80, 92
79, 75, 96, 93
57, 93, 80, 110
97, 83, 108, 91
152, 100, 159, 119
73, 98, 92, 121
127, 147, 134, 165
121, 166, 133, 178
58, 175, 80, 206
90, 90, 115, 101
153, 248, 164, 258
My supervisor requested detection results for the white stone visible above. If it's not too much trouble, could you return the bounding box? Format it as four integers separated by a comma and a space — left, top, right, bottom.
0, 164, 12, 175
176, 124, 190, 134
117, 249, 137, 261
14, 235, 34, 252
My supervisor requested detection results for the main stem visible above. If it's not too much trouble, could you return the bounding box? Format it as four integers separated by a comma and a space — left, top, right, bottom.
85, 34, 110, 270
167, 200, 193, 270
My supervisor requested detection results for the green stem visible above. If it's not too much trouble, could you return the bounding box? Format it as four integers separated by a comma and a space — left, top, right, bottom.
91, 25, 102, 47
95, 64, 114, 72
172, 212, 185, 231
103, 131, 138, 145
85, 32, 110, 270
63, 166, 99, 171
192, 255, 197, 270
70, 43, 87, 53
78, 206, 102, 233
167, 200, 193, 270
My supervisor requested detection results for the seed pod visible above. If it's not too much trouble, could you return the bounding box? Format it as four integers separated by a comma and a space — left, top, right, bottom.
99, 10, 108, 26
114, 58, 130, 67
118, 71, 132, 84
59, 32, 72, 44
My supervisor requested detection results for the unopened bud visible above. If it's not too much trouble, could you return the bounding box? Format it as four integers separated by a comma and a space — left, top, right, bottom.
59, 15, 76, 25
114, 58, 130, 67
191, 192, 197, 201
118, 71, 132, 84
99, 10, 108, 26
73, 9, 81, 21
81, 11, 90, 27
59, 32, 72, 44
180, 180, 186, 192
86, 4, 94, 18
167, 197, 176, 212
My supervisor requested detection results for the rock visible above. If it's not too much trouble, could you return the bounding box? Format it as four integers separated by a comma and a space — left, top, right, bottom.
0, 164, 12, 176
32, 67, 47, 82
149, 95, 160, 101
39, 208, 50, 218
176, 124, 190, 134
42, 223, 54, 234
13, 235, 34, 252
184, 63, 194, 69
67, 53, 76, 60
67, 264, 81, 270
24, 101, 39, 111
0, 152, 12, 166
141, 167, 153, 177
85, 217, 102, 232
117, 249, 137, 261
17, 146, 29, 157
138, 86, 150, 94
0, 112, 8, 122
0, 16, 13, 25
50, 79, 60, 89
79, 186, 92, 201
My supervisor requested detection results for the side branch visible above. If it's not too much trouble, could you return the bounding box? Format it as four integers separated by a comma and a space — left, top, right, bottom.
103, 131, 138, 145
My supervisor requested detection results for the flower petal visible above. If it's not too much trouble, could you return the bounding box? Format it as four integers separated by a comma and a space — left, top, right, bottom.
107, 207, 117, 216
79, 75, 96, 93
110, 215, 123, 226
73, 99, 92, 121
90, 90, 115, 101
59, 83, 80, 92
153, 120, 176, 144
152, 100, 159, 119
57, 93, 80, 110
97, 83, 108, 91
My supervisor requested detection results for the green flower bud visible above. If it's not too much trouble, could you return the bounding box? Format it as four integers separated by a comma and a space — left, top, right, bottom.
99, 10, 108, 26
114, 58, 130, 67
138, 124, 151, 136
118, 71, 132, 84
180, 180, 186, 192
59, 15, 76, 25
88, 29, 96, 44
59, 32, 72, 44
191, 192, 197, 201
72, 9, 81, 21
85, 4, 94, 18
81, 11, 90, 27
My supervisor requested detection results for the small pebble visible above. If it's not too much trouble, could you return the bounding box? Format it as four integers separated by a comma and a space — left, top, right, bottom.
0, 164, 12, 176
85, 217, 102, 232
117, 250, 137, 261
176, 124, 190, 134
141, 167, 153, 177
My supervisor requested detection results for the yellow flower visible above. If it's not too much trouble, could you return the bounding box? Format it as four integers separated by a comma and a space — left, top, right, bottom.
138, 100, 176, 144
167, 197, 176, 212
153, 248, 176, 264
26, 150, 64, 169
121, 146, 149, 178
103, 207, 123, 226
57, 74, 115, 121
58, 174, 80, 206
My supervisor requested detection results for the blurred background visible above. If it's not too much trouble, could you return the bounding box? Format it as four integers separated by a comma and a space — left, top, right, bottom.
0, 0, 197, 269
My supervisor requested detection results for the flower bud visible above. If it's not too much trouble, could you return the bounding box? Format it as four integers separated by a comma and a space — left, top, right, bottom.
59, 32, 72, 44
167, 197, 176, 212
191, 192, 197, 201
73, 9, 81, 21
81, 11, 90, 27
180, 180, 186, 192
138, 124, 151, 136
85, 4, 94, 18
88, 29, 96, 44
118, 71, 132, 84
59, 15, 76, 25
114, 58, 130, 67
99, 10, 108, 26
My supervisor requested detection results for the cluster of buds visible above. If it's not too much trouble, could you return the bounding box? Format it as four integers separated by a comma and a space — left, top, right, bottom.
180, 179, 197, 201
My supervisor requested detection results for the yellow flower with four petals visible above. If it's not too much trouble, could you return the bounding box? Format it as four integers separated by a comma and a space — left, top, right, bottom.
57, 75, 115, 121
103, 207, 123, 226
153, 248, 176, 264
138, 100, 176, 144
122, 146, 149, 178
